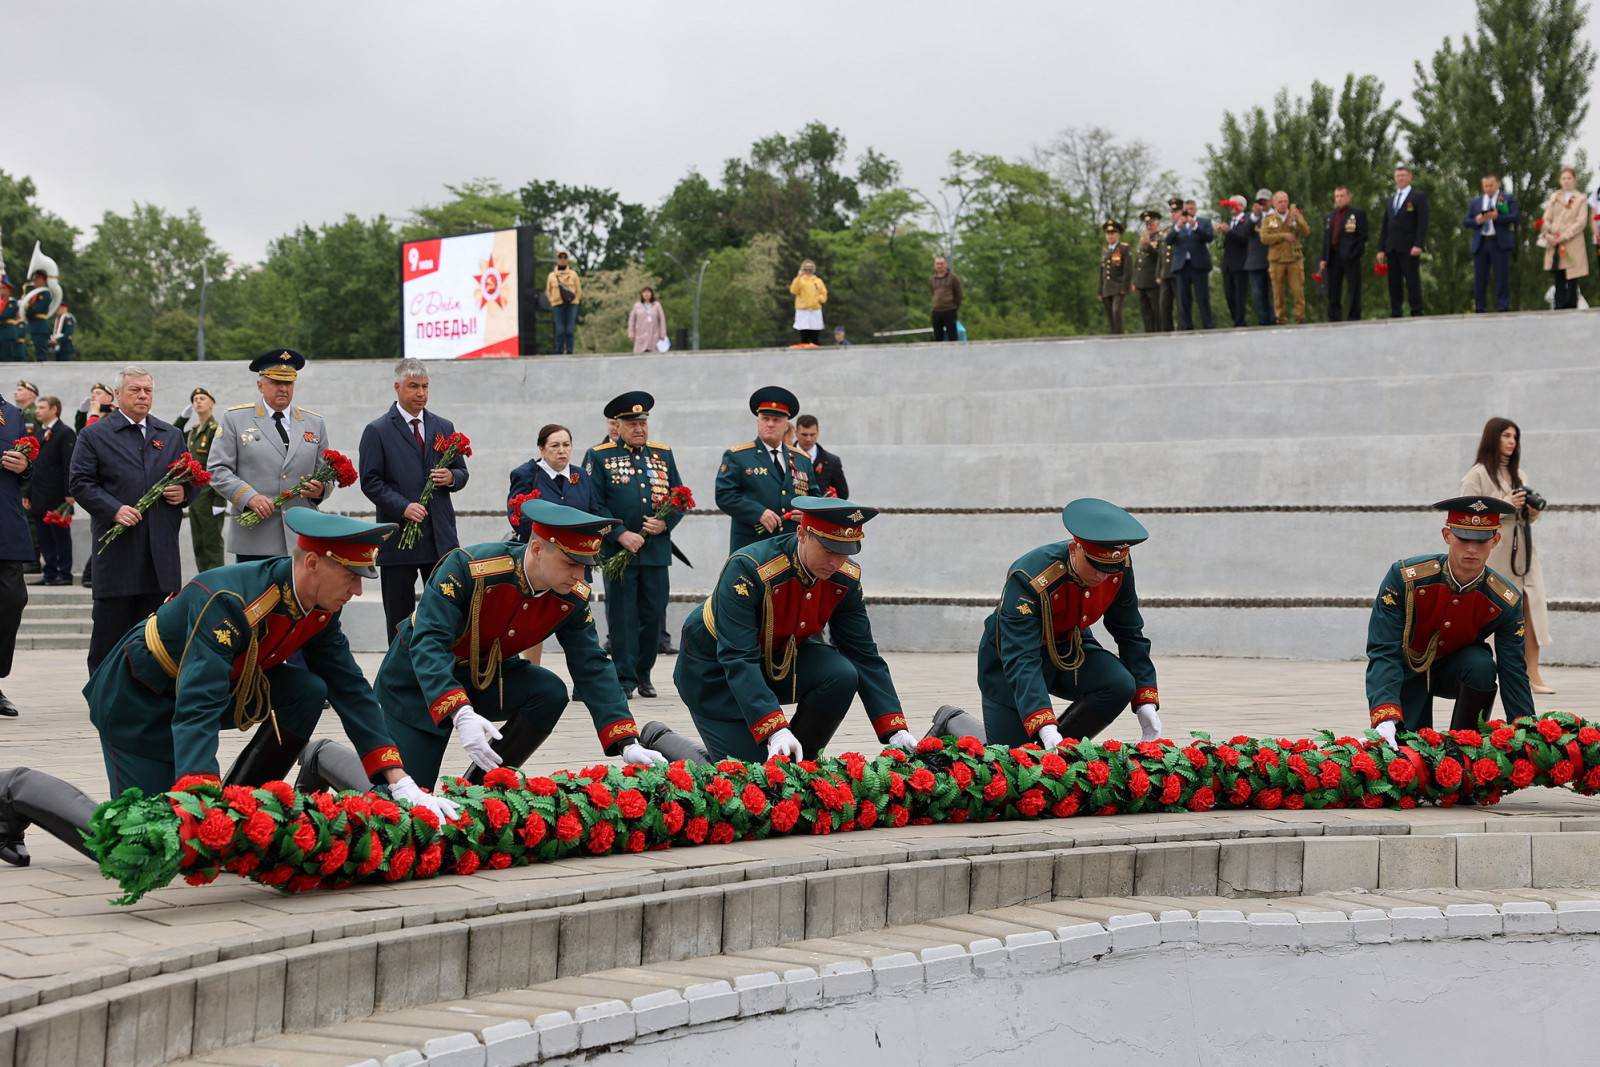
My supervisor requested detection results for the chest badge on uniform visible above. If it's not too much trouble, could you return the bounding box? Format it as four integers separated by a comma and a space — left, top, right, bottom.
303, 431, 319, 444
151, 438, 165, 450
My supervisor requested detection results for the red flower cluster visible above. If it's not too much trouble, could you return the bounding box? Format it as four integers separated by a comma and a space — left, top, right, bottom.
667, 485, 696, 511
168, 451, 212, 488
322, 449, 358, 489
433, 431, 472, 459
507, 490, 541, 523
8, 436, 39, 462
84, 711, 1600, 905
42, 504, 73, 528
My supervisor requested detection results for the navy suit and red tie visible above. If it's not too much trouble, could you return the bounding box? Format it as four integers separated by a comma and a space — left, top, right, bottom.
1463, 191, 1518, 312
358, 403, 469, 641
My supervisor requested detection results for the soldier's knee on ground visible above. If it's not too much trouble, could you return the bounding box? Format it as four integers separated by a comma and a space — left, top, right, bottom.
295, 739, 368, 793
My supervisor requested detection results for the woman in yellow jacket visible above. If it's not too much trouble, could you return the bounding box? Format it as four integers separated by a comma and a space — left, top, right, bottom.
788, 259, 828, 345
545, 250, 582, 354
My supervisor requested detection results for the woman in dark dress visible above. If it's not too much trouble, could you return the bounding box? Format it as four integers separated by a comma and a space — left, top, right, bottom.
506, 423, 598, 664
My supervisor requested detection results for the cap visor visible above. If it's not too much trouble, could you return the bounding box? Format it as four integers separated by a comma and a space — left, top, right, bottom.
812, 534, 861, 555
563, 547, 603, 565
346, 563, 380, 579
1449, 527, 1497, 542
1086, 557, 1126, 574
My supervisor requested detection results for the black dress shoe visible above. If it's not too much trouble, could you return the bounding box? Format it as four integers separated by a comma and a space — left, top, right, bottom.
0, 836, 28, 867
80, 575, 92, 588
0, 692, 17, 717
637, 681, 657, 698
623, 687, 636, 700
21, 563, 40, 575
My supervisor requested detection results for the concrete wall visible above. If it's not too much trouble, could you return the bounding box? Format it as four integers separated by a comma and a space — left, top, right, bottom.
48, 310, 1599, 658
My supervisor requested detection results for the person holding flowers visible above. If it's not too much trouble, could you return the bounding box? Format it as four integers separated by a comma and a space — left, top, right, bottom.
25, 396, 76, 586
0, 509, 459, 868
1462, 172, 1519, 313
1540, 165, 1589, 310
0, 388, 38, 719
207, 349, 335, 563
582, 391, 686, 700
358, 359, 469, 643
68, 366, 197, 673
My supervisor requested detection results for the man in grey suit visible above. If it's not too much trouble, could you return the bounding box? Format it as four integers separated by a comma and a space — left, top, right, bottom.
207, 349, 332, 561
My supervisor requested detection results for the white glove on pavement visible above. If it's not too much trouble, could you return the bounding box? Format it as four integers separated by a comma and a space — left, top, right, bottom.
886, 729, 917, 753
1376, 721, 1399, 751
621, 742, 668, 766
1135, 703, 1163, 742
766, 727, 804, 761
1037, 724, 1063, 748
452, 706, 503, 772
390, 775, 461, 822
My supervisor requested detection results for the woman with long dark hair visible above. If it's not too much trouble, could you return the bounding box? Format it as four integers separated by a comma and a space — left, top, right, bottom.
1460, 416, 1553, 693
506, 423, 598, 665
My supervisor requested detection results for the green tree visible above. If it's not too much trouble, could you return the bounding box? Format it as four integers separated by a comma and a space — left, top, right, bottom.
1408, 0, 1596, 312
1205, 75, 1402, 320
519, 181, 649, 273
405, 179, 522, 239
254, 214, 402, 359
1037, 125, 1180, 230
809, 189, 939, 340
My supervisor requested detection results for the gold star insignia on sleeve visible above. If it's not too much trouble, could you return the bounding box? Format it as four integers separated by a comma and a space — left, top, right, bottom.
1516, 623, 1526, 638
439, 577, 458, 599
1381, 591, 1397, 607
1016, 600, 1033, 615
733, 580, 751, 597
213, 625, 234, 647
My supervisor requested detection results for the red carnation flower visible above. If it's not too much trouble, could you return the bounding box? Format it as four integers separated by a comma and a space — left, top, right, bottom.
1051, 793, 1081, 818
1288, 754, 1312, 780
587, 821, 617, 854
916, 736, 944, 755
1283, 794, 1305, 810
1085, 761, 1111, 787
221, 784, 259, 815
519, 814, 548, 848
454, 850, 481, 875
1215, 746, 1240, 767
617, 789, 647, 819
185, 870, 218, 887
386, 846, 416, 881
1585, 767, 1600, 791
226, 852, 260, 876
909, 768, 936, 794
1102, 739, 1122, 752
1417, 727, 1444, 747
889, 804, 910, 828
709, 821, 736, 845
1228, 777, 1252, 805
1551, 760, 1576, 786
1040, 753, 1068, 779
317, 839, 349, 875
528, 776, 557, 796
982, 774, 1009, 801
1187, 786, 1216, 812
555, 812, 583, 842
1511, 759, 1536, 788
1351, 752, 1380, 780
1579, 727, 1600, 747
714, 759, 746, 776
857, 800, 878, 827
262, 780, 296, 808
683, 816, 708, 844
291, 820, 316, 852
1128, 765, 1151, 798
1473, 757, 1500, 784
1159, 774, 1183, 806
1319, 761, 1343, 789
1359, 794, 1385, 809
770, 798, 801, 833
1452, 729, 1484, 748
416, 843, 443, 877
764, 762, 787, 787
1254, 749, 1279, 769
370, 799, 402, 824
957, 736, 986, 757
740, 783, 768, 816
625, 830, 646, 853
1016, 788, 1046, 817
888, 772, 906, 799
411, 805, 440, 831
1489, 728, 1516, 751
355, 831, 385, 875
7, 435, 39, 462
661, 801, 686, 835
1385, 758, 1415, 786
585, 782, 614, 809
483, 798, 511, 831
1537, 719, 1564, 742
481, 767, 521, 790
1135, 741, 1164, 759
487, 851, 512, 870
242, 810, 277, 848
258, 864, 294, 887
842, 753, 866, 781
1434, 756, 1464, 789
706, 776, 735, 803
172, 773, 219, 794
1009, 747, 1037, 769
666, 765, 694, 791
1255, 787, 1283, 810
950, 762, 974, 789
1183, 747, 1208, 770
314, 792, 340, 820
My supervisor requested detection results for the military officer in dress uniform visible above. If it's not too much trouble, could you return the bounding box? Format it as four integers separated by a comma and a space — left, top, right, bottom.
1365, 496, 1534, 749
0, 276, 24, 363
23, 270, 53, 362
1156, 198, 1180, 332
207, 349, 332, 561
334, 498, 665, 791
715, 386, 816, 552
1133, 210, 1165, 333
582, 391, 685, 698
642, 497, 915, 764
1099, 220, 1136, 334
175, 386, 225, 573
0, 509, 459, 868
972, 498, 1162, 748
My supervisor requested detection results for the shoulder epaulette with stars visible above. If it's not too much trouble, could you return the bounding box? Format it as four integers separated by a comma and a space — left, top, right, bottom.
226, 403, 254, 411
592, 441, 618, 453
1401, 558, 1442, 582
646, 440, 672, 450
729, 442, 757, 453
1029, 561, 1068, 592
1485, 572, 1520, 606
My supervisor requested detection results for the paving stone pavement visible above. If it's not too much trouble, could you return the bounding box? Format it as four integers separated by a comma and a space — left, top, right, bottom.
0, 648, 1594, 986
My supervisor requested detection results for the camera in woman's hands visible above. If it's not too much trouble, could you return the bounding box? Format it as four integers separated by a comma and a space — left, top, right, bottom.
1519, 486, 1547, 511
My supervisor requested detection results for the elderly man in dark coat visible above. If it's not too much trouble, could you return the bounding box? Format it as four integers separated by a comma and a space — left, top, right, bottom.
68, 366, 194, 672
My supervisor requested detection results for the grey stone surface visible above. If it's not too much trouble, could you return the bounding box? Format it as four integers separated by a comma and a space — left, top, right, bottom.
1531, 832, 1600, 888
1217, 838, 1304, 895
1057, 923, 1111, 963
1196, 910, 1248, 945
869, 953, 924, 990
1158, 910, 1197, 943
1501, 901, 1558, 935
419, 1031, 483, 1067
480, 1019, 537, 1067
1390, 906, 1447, 941
631, 989, 689, 1034
1107, 913, 1161, 952
465, 911, 558, 996
919, 944, 973, 984
969, 851, 1054, 912
886, 860, 970, 926
575, 999, 634, 1048
1002, 931, 1060, 974
556, 901, 643, 978
1298, 911, 1353, 947
1379, 836, 1457, 891
733, 972, 787, 1015
1455, 833, 1532, 889
1443, 903, 1503, 938
782, 967, 822, 1010
641, 887, 724, 964
1302, 836, 1381, 893
1246, 912, 1302, 948
1132, 841, 1220, 897
966, 937, 1008, 977
819, 961, 872, 1002
1054, 844, 1136, 900
1555, 900, 1600, 934
532, 1012, 577, 1059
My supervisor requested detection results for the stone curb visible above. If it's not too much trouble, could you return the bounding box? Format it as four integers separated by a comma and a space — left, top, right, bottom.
6, 822, 1600, 1065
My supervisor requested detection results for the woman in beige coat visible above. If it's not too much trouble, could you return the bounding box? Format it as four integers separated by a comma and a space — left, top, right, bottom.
1540, 166, 1589, 309
1460, 416, 1554, 693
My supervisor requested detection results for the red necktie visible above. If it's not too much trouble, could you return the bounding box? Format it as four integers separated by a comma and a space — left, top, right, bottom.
410, 417, 424, 455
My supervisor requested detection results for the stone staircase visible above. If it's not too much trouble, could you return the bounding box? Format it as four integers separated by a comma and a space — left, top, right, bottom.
17, 581, 92, 651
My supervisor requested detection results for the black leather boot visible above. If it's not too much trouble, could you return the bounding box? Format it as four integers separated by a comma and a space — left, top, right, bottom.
639, 721, 711, 764
924, 704, 987, 743
223, 728, 312, 787
0, 767, 99, 866
1449, 683, 1499, 732
463, 715, 552, 784
294, 739, 371, 794
1057, 701, 1122, 742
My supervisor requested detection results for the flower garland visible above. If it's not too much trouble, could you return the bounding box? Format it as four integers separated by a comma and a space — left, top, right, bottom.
84, 712, 1600, 905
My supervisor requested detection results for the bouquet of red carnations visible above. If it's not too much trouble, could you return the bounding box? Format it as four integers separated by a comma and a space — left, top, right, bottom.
398, 433, 471, 550
237, 449, 357, 528
98, 452, 211, 553
601, 485, 694, 580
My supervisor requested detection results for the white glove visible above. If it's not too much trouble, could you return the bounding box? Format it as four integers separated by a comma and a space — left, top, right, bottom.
886, 729, 917, 753
390, 775, 461, 822
766, 727, 804, 761
1135, 703, 1163, 742
621, 741, 668, 766
1376, 720, 1399, 751
1037, 724, 1063, 748
452, 706, 504, 772
180, 403, 194, 421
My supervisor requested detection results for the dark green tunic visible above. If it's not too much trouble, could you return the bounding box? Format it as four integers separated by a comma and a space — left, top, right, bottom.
714, 440, 818, 551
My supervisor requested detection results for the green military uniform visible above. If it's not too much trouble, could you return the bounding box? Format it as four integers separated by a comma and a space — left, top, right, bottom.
176, 389, 225, 573
978, 498, 1159, 746
1366, 497, 1534, 732
82, 513, 407, 794
1132, 211, 1164, 333
0, 281, 24, 363
1098, 221, 1135, 335
666, 500, 905, 762
581, 391, 684, 695
375, 506, 639, 788
715, 386, 816, 552
1156, 197, 1181, 332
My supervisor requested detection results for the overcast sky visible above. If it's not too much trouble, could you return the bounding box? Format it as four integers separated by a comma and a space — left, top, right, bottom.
24, 0, 1599, 263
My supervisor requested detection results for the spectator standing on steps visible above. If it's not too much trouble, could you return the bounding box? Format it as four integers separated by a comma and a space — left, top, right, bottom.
1259, 191, 1311, 324
1540, 166, 1589, 310
626, 287, 667, 354
789, 260, 828, 345
545, 251, 582, 355
1377, 164, 1430, 317
1318, 185, 1368, 322
930, 255, 963, 341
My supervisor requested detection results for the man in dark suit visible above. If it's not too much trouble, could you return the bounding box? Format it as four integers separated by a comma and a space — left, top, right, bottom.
67, 366, 194, 673
1463, 173, 1518, 313
1243, 190, 1276, 325
25, 396, 74, 586
1318, 185, 1369, 322
1164, 199, 1215, 330
358, 358, 469, 642
0, 393, 33, 716
1377, 164, 1430, 317
1218, 196, 1254, 327
795, 414, 849, 498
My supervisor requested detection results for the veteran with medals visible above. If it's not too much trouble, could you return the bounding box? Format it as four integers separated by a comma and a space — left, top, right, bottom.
1365, 496, 1534, 749
643, 497, 914, 764
0, 510, 457, 868
714, 386, 816, 552
976, 498, 1162, 747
